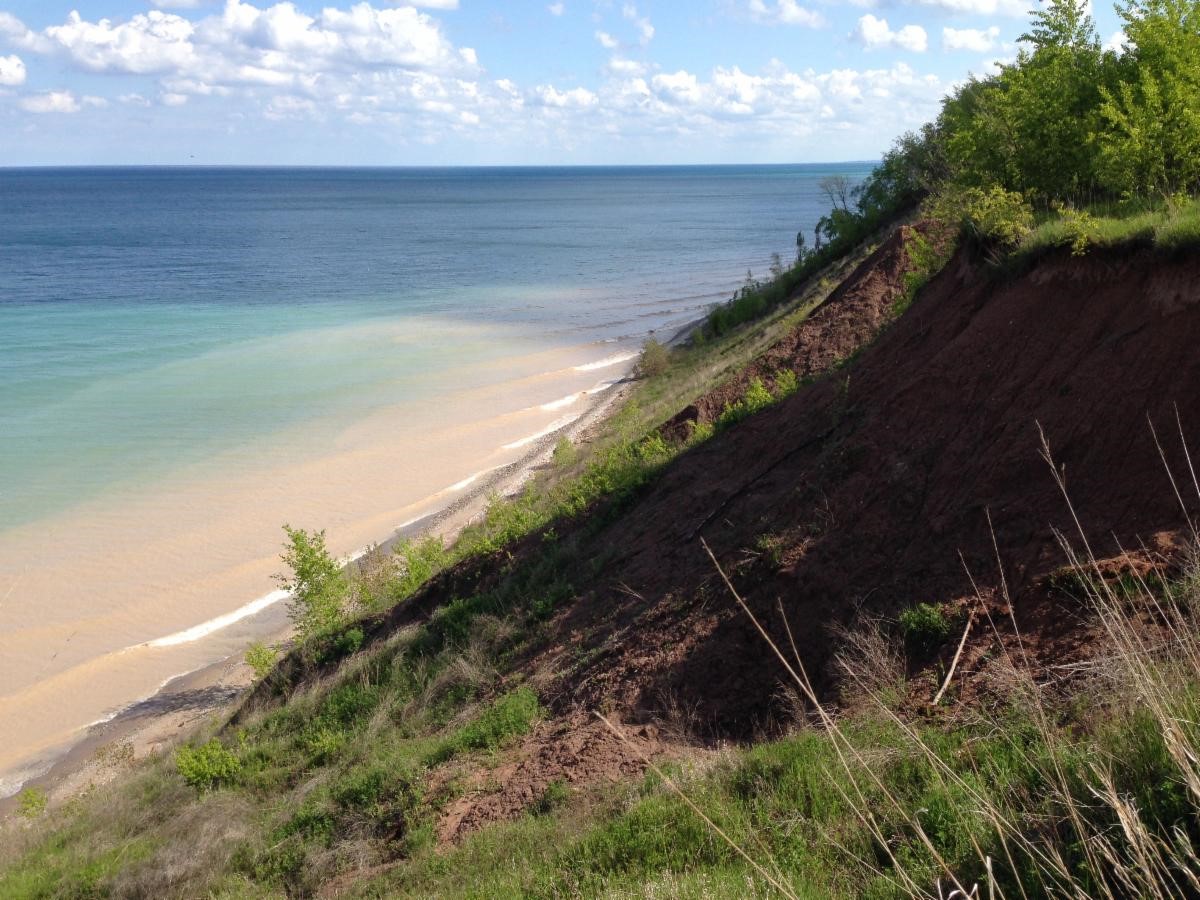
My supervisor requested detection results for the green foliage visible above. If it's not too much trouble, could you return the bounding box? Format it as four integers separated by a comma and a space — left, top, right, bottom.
427, 687, 542, 764
959, 186, 1036, 247
533, 779, 571, 816
1053, 203, 1104, 255
898, 602, 953, 657
894, 229, 954, 314
551, 436, 577, 468
772, 369, 798, 398
1098, 0, 1200, 197
16, 787, 47, 820
175, 738, 241, 792
638, 338, 670, 378
687, 419, 715, 445
244, 641, 280, 680
277, 525, 348, 640
717, 378, 774, 429
391, 536, 450, 604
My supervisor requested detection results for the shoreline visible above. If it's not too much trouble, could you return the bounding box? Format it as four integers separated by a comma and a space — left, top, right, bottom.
0, 359, 644, 819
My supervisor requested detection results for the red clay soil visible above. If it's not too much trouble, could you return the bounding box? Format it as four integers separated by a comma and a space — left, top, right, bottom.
661, 223, 926, 441
542, 241, 1200, 738
436, 714, 664, 843
250, 237, 1200, 841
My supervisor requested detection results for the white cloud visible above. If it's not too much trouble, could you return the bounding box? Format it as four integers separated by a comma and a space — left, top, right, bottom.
149, 0, 207, 8
607, 56, 646, 76
913, 0, 1030, 17
621, 3, 654, 45
10, 3, 470, 87
0, 54, 25, 86
547, 2, 565, 15
0, 3, 948, 160
44, 11, 198, 75
942, 25, 1000, 51
595, 30, 618, 49
747, 0, 826, 28
853, 15, 928, 52
1104, 29, 1127, 53
20, 90, 81, 113
535, 84, 599, 108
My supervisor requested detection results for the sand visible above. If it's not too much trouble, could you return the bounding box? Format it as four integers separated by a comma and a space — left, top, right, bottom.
0, 358, 638, 818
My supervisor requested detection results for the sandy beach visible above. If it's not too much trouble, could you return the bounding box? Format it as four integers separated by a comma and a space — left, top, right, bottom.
0, 323, 649, 800
0, 351, 638, 816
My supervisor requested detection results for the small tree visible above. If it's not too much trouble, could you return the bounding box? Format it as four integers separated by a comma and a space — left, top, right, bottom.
819, 173, 853, 211
638, 337, 669, 377
277, 525, 348, 640
769, 252, 784, 279
795, 231, 809, 266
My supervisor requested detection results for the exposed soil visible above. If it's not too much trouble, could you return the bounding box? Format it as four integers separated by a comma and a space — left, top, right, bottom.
241, 236, 1200, 842
559, 241, 1200, 740
436, 713, 666, 843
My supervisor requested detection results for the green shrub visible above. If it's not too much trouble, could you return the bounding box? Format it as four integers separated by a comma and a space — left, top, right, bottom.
718, 378, 775, 428
961, 186, 1034, 248
245, 641, 280, 680
391, 536, 450, 603
331, 626, 364, 659
1053, 203, 1102, 256
552, 437, 577, 467
534, 779, 571, 816
898, 603, 953, 657
277, 526, 348, 640
773, 369, 799, 398
687, 420, 715, 445
16, 786, 47, 819
175, 738, 241, 792
638, 338, 670, 378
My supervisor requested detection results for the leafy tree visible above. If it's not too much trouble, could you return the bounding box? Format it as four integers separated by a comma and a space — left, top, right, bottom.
277, 525, 348, 639
942, 0, 1106, 202
1098, 0, 1200, 195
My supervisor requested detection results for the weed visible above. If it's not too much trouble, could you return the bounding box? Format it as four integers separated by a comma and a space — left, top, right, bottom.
16, 787, 47, 820
533, 779, 571, 816
176, 739, 241, 792
898, 602, 953, 657
244, 641, 280, 680
426, 687, 542, 765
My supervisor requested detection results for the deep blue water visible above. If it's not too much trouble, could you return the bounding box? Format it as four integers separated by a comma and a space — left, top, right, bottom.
0, 164, 871, 528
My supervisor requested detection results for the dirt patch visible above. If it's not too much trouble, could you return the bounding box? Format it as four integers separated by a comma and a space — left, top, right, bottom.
436, 713, 668, 843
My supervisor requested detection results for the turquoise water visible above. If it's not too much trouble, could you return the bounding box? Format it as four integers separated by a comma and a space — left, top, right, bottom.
0, 165, 871, 529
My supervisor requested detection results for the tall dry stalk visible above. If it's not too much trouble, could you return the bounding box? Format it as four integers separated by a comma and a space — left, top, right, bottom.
684, 418, 1200, 898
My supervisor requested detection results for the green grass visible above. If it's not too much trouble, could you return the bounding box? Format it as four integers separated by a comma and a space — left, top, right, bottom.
341, 662, 1200, 899
1018, 194, 1200, 258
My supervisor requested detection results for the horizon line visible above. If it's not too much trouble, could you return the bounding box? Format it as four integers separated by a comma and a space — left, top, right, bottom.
0, 160, 880, 171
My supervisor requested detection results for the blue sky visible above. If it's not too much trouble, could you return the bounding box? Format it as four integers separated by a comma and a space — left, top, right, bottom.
0, 1, 1125, 165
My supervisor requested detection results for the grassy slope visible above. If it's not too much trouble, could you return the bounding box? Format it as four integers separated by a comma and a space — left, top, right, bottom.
5, 218, 1200, 899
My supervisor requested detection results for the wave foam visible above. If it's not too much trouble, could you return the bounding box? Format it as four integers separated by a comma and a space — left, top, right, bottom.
143, 589, 291, 648
573, 351, 638, 372
501, 412, 584, 450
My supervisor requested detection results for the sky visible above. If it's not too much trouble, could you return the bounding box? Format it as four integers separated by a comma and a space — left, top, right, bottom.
0, 0, 1125, 166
